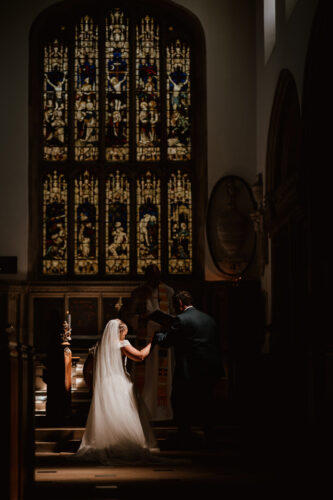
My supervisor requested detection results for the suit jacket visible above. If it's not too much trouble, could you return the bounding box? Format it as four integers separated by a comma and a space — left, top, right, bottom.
153, 306, 224, 383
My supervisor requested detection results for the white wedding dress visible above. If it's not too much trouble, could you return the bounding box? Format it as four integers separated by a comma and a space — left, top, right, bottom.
74, 319, 159, 465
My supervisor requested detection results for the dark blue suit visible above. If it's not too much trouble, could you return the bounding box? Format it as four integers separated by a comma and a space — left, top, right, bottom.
153, 306, 223, 434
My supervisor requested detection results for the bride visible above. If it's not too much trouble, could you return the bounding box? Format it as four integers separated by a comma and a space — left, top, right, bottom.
74, 318, 159, 464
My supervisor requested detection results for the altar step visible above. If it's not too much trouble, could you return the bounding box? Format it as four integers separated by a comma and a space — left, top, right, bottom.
35, 425, 241, 454
35, 427, 84, 453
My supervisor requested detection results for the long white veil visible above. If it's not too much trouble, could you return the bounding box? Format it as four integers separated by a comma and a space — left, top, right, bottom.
76, 319, 154, 463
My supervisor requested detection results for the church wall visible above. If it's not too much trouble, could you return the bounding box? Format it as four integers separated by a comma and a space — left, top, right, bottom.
176, 0, 257, 280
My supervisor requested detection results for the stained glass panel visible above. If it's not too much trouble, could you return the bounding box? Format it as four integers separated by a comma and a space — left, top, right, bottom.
74, 170, 99, 274
75, 16, 99, 161
106, 171, 130, 274
43, 40, 68, 160
43, 171, 67, 274
167, 40, 191, 161
168, 171, 192, 273
137, 171, 161, 273
105, 10, 129, 161
136, 16, 160, 161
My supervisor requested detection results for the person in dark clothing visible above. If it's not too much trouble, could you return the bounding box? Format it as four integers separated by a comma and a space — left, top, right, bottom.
152, 290, 224, 447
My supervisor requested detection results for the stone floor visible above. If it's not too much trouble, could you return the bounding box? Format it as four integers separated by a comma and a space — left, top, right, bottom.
33, 423, 324, 499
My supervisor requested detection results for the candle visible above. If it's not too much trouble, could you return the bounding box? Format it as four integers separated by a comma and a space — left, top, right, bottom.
66, 310, 71, 329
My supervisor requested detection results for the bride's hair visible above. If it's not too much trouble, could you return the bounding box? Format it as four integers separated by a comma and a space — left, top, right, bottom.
119, 321, 127, 335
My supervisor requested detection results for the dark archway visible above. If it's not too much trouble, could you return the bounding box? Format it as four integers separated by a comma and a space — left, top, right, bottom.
264, 68, 309, 466
266, 69, 305, 355
266, 69, 301, 196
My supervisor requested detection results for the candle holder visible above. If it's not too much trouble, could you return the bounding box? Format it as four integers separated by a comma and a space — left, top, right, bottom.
114, 296, 123, 312
60, 320, 72, 346
61, 312, 73, 413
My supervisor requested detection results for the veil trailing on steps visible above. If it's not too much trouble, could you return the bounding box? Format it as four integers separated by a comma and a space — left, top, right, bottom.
74, 319, 158, 464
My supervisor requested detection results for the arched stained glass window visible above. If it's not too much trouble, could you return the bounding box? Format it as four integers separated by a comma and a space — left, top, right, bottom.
168, 171, 192, 273
30, 1, 206, 281
136, 16, 160, 162
137, 171, 161, 273
105, 9, 129, 161
74, 171, 99, 274
106, 171, 130, 274
167, 40, 191, 161
42, 171, 68, 275
43, 40, 68, 161
75, 16, 99, 161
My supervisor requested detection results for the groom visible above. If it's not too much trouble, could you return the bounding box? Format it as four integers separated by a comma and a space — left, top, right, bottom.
152, 290, 224, 447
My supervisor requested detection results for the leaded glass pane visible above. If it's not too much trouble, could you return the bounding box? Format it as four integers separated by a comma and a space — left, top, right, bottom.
106, 171, 130, 274
137, 171, 161, 273
43, 171, 67, 274
167, 40, 191, 161
74, 170, 99, 274
168, 171, 192, 273
75, 16, 99, 161
43, 40, 68, 160
105, 10, 129, 161
136, 16, 160, 161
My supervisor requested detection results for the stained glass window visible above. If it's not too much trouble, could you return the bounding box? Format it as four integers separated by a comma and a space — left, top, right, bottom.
43, 40, 68, 160
43, 171, 68, 274
136, 16, 160, 161
74, 170, 99, 274
168, 171, 192, 273
37, 5, 200, 280
105, 9, 129, 161
75, 16, 99, 161
105, 171, 130, 274
167, 40, 191, 161
137, 171, 161, 273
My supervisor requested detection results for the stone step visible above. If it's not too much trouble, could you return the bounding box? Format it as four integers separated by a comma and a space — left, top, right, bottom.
35, 440, 80, 453
35, 437, 177, 453
35, 425, 239, 440
35, 425, 242, 453
35, 427, 85, 441
35, 426, 179, 441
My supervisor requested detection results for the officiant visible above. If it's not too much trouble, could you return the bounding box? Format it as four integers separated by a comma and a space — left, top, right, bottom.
127, 265, 175, 421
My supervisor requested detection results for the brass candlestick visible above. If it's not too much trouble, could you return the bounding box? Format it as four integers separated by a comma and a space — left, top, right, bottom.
61, 311, 73, 400
61, 310, 72, 346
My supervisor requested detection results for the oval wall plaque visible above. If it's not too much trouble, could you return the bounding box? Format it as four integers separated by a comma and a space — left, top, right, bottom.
207, 175, 256, 277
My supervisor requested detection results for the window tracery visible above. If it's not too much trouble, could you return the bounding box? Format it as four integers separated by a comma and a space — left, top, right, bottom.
35, 3, 203, 279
